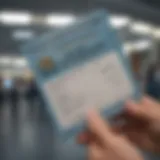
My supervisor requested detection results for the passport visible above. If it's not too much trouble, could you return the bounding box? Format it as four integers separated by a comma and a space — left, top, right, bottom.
22, 10, 140, 140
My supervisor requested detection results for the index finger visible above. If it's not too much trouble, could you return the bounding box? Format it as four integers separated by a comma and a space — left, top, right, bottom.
87, 110, 116, 146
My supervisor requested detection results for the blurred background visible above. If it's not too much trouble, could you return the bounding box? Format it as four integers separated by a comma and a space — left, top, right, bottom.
0, 0, 160, 160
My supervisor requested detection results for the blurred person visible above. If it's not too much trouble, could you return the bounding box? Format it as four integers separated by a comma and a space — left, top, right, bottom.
26, 80, 39, 106
17, 78, 28, 98
0, 77, 4, 106
146, 63, 160, 100
9, 79, 19, 110
78, 96, 160, 160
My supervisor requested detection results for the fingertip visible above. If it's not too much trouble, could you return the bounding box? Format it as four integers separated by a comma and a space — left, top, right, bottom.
141, 96, 151, 104
125, 100, 135, 108
87, 109, 99, 120
87, 109, 115, 145
125, 100, 139, 113
87, 109, 102, 126
142, 95, 159, 107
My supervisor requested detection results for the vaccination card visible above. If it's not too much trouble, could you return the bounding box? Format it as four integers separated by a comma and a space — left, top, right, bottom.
22, 10, 140, 139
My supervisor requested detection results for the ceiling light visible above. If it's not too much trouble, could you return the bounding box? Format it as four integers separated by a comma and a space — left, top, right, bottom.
0, 11, 32, 26
153, 28, 160, 38
124, 40, 151, 53
131, 22, 153, 35
134, 40, 151, 50
109, 15, 130, 29
12, 30, 34, 40
0, 57, 11, 64
46, 14, 75, 26
13, 58, 28, 67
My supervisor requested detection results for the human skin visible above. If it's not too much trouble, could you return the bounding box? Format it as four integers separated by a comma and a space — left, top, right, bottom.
78, 110, 143, 160
78, 96, 160, 160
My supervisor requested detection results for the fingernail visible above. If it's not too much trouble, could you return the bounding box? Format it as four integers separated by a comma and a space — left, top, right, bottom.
87, 109, 97, 119
125, 100, 139, 112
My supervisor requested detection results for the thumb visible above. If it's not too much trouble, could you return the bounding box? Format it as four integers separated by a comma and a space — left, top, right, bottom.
126, 98, 160, 121
87, 110, 115, 147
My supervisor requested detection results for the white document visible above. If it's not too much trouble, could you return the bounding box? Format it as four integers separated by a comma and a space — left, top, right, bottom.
43, 52, 133, 128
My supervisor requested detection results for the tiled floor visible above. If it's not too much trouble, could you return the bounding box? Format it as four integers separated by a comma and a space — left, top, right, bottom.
0, 98, 86, 160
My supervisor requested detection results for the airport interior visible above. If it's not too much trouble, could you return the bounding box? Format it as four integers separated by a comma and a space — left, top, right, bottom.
0, 0, 160, 160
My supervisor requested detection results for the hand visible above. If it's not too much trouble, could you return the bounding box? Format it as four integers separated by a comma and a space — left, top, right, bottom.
78, 110, 143, 160
114, 96, 160, 153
